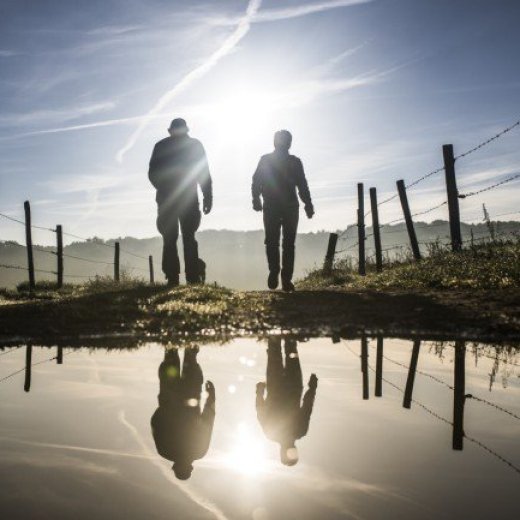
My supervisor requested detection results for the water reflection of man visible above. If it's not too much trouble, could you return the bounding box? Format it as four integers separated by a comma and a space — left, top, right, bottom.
256, 337, 318, 465
151, 347, 215, 480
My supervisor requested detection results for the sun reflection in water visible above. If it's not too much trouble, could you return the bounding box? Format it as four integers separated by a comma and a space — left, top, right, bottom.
226, 422, 268, 476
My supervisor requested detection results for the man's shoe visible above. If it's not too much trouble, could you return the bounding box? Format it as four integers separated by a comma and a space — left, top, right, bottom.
282, 280, 295, 292
267, 271, 279, 290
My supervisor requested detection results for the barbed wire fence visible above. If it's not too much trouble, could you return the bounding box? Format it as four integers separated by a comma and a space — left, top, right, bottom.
326, 119, 520, 274
0, 202, 155, 291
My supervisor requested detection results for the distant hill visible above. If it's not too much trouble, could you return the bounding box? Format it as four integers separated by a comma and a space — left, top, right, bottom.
1, 220, 519, 290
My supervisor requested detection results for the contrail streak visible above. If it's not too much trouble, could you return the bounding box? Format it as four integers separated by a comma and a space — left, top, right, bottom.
116, 0, 262, 163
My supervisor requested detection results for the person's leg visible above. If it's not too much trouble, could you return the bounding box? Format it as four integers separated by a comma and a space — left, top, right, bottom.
263, 207, 282, 289
284, 339, 303, 390
158, 349, 181, 406
266, 337, 283, 391
157, 206, 180, 285
181, 347, 203, 406
180, 206, 202, 284
281, 207, 299, 290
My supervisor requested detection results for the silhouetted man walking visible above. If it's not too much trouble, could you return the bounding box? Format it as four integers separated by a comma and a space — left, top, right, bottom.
149, 118, 212, 286
256, 337, 318, 466
151, 348, 215, 480
252, 130, 314, 291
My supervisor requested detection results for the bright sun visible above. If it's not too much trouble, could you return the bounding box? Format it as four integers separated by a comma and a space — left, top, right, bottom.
226, 421, 268, 476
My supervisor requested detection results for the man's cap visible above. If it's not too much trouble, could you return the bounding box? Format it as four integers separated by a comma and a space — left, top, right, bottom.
169, 118, 188, 131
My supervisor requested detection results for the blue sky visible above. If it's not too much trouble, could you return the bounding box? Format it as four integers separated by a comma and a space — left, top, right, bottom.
0, 0, 519, 244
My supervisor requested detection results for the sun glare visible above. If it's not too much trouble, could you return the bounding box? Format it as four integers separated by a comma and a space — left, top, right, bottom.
226, 421, 268, 476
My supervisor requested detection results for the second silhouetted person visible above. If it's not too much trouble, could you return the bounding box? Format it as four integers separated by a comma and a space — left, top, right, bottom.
252, 130, 314, 291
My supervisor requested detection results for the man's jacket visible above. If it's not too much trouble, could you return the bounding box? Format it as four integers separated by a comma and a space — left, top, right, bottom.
252, 151, 312, 209
149, 135, 212, 213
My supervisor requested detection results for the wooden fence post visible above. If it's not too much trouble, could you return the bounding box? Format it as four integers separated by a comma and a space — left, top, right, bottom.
361, 336, 369, 400
114, 242, 120, 282
323, 233, 338, 275
396, 180, 421, 260
375, 335, 383, 397
56, 225, 63, 288
443, 144, 462, 252
57, 345, 63, 365
453, 341, 466, 450
403, 340, 421, 409
149, 255, 155, 284
357, 184, 366, 275
24, 201, 35, 291
369, 188, 383, 272
24, 344, 32, 393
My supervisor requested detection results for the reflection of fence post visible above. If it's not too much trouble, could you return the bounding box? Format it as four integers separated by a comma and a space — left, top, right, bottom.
149, 255, 155, 284
453, 341, 466, 450
323, 233, 338, 275
403, 340, 421, 409
357, 184, 366, 275
114, 242, 120, 282
24, 201, 35, 291
375, 335, 383, 397
361, 336, 369, 400
443, 144, 462, 252
396, 180, 421, 260
24, 344, 32, 392
369, 188, 383, 272
56, 225, 63, 288
57, 345, 63, 364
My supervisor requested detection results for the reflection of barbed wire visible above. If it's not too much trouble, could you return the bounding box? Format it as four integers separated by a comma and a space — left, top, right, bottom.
346, 342, 520, 475
466, 394, 520, 422
458, 173, 520, 199
0, 346, 22, 357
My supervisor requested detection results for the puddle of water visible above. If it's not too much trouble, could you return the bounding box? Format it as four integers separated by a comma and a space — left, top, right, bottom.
0, 337, 519, 519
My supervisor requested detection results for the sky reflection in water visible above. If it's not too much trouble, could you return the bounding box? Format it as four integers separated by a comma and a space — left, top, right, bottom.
0, 337, 519, 519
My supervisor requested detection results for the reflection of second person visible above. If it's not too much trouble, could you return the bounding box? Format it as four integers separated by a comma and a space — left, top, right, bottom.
256, 337, 318, 466
151, 347, 215, 480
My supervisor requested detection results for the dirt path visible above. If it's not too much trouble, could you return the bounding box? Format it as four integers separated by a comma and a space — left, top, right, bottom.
0, 286, 519, 344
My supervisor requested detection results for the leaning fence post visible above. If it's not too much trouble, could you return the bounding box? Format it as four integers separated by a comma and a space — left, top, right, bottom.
403, 340, 421, 409
396, 180, 421, 260
56, 225, 63, 288
375, 335, 383, 397
24, 201, 35, 291
361, 335, 369, 400
369, 188, 383, 272
357, 183, 366, 275
443, 144, 462, 252
149, 255, 155, 284
57, 345, 63, 365
453, 341, 466, 450
323, 233, 338, 275
114, 242, 120, 282
24, 344, 32, 392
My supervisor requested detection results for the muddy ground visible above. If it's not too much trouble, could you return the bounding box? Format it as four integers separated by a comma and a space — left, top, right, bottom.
0, 285, 519, 345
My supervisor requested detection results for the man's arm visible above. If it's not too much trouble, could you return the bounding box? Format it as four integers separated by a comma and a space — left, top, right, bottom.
195, 142, 212, 214
251, 158, 264, 211
298, 374, 318, 438
256, 382, 267, 419
148, 144, 161, 189
294, 158, 314, 217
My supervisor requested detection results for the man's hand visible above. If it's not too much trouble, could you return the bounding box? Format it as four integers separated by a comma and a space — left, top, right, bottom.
308, 373, 318, 390
206, 381, 215, 400
203, 198, 212, 215
253, 199, 263, 212
304, 204, 314, 219
256, 382, 266, 394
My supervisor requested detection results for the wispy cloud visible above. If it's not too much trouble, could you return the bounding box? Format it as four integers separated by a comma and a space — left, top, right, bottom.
210, 0, 372, 25
0, 101, 115, 128
115, 0, 263, 163
0, 49, 19, 57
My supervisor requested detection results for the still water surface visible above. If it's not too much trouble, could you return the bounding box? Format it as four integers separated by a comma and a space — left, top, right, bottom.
0, 337, 519, 519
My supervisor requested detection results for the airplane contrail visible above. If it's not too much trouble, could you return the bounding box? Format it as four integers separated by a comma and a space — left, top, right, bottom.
116, 0, 262, 163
